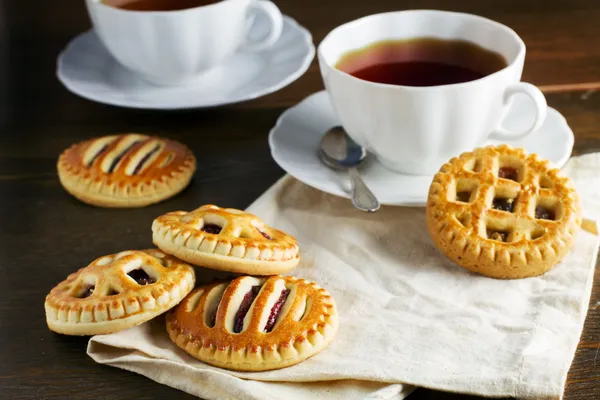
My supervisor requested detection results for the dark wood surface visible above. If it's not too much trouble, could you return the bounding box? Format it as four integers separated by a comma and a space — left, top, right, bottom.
1, 0, 599, 399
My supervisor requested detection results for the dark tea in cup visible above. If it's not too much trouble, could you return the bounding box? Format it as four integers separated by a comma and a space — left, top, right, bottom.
102, 0, 219, 11
335, 38, 508, 87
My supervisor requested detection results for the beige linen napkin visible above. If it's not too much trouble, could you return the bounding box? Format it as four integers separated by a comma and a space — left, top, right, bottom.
88, 153, 600, 400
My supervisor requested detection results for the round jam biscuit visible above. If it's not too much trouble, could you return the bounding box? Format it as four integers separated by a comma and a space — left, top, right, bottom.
427, 145, 581, 279
166, 275, 338, 371
152, 205, 300, 275
57, 133, 196, 207
45, 250, 195, 336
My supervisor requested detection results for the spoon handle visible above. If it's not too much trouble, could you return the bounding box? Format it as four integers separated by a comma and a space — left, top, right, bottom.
348, 167, 380, 212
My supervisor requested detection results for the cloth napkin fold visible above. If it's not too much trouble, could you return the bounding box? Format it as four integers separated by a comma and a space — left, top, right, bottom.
88, 153, 600, 400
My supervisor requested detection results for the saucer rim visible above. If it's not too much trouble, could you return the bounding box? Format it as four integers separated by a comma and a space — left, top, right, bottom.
268, 90, 575, 207
56, 16, 315, 110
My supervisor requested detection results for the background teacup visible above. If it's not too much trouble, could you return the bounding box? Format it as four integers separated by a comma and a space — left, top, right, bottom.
317, 10, 547, 175
86, 0, 284, 85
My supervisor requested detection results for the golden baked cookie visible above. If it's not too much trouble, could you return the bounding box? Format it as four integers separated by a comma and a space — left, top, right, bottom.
57, 133, 196, 207
45, 250, 195, 335
152, 205, 299, 275
166, 275, 338, 371
427, 145, 581, 279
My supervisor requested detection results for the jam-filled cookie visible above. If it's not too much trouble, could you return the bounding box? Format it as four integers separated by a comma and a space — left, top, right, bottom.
57, 133, 196, 207
152, 205, 299, 275
166, 275, 338, 371
427, 145, 581, 279
45, 250, 195, 335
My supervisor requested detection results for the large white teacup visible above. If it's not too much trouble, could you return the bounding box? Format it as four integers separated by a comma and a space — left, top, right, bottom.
86, 0, 283, 85
318, 10, 547, 175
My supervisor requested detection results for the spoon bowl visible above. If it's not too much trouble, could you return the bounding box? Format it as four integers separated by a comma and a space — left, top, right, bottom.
319, 126, 367, 169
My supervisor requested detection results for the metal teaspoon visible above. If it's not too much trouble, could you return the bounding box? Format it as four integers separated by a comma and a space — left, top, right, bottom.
318, 126, 380, 212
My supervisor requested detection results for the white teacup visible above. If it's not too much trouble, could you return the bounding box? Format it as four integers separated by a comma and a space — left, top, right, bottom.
318, 10, 547, 175
86, 0, 284, 85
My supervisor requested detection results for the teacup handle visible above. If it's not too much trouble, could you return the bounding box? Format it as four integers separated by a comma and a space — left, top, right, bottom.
489, 82, 547, 140
240, 0, 284, 52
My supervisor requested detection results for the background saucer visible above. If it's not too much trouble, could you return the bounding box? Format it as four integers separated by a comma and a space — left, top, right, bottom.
57, 16, 314, 109
269, 91, 575, 207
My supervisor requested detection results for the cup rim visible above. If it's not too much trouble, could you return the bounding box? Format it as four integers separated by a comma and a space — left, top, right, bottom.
90, 0, 238, 15
317, 9, 526, 91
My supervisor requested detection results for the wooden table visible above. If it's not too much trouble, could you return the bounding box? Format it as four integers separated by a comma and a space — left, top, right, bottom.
1, 0, 599, 398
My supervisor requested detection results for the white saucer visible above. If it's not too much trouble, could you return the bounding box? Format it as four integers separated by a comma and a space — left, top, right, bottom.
57, 16, 314, 109
269, 91, 575, 207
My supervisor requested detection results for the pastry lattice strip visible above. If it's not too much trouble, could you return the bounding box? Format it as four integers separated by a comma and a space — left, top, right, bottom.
81, 134, 174, 176
440, 149, 564, 243
186, 276, 313, 335
69, 250, 174, 297
178, 205, 274, 240
172, 275, 336, 348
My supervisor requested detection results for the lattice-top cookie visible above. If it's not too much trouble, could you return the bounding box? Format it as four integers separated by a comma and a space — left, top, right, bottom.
152, 205, 300, 275
57, 133, 196, 207
45, 250, 195, 335
166, 275, 338, 371
427, 145, 581, 279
